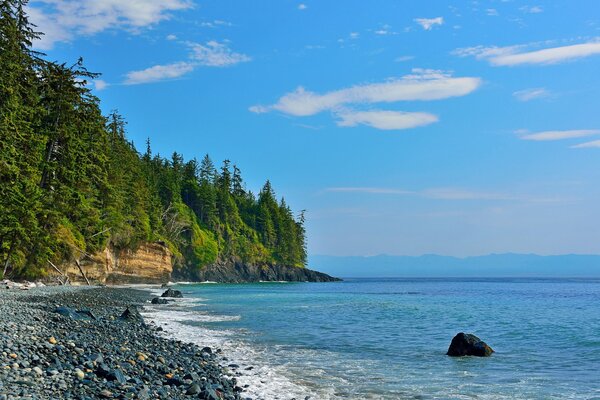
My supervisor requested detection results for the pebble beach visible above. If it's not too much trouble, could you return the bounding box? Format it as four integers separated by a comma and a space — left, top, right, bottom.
0, 285, 246, 400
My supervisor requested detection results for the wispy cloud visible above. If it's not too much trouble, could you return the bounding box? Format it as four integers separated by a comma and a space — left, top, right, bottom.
189, 41, 251, 67
518, 129, 600, 141
94, 79, 108, 91
200, 19, 233, 28
28, 0, 192, 50
336, 110, 438, 130
325, 186, 559, 203
571, 140, 600, 149
513, 87, 551, 101
520, 5, 543, 14
123, 41, 250, 85
250, 69, 481, 117
455, 40, 600, 66
326, 187, 414, 195
124, 62, 194, 85
250, 69, 480, 131
298, 3, 307, 10
487, 8, 499, 16
414, 17, 444, 30
395, 55, 415, 62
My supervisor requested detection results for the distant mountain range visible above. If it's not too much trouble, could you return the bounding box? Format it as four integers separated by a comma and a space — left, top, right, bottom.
308, 254, 600, 278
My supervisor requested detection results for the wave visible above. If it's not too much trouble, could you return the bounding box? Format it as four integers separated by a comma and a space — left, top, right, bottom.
141, 301, 329, 400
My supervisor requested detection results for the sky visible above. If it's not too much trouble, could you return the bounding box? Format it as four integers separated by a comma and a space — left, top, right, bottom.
27, 0, 600, 257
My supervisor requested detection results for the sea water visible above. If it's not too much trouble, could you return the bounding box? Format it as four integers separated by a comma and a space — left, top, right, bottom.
142, 278, 600, 399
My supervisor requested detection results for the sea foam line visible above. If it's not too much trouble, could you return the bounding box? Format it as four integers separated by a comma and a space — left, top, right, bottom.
140, 295, 332, 400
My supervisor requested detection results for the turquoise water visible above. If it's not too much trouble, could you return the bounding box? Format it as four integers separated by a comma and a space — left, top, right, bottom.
146, 278, 600, 399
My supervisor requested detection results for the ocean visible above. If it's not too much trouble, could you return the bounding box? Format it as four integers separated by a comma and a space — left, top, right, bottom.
142, 278, 600, 399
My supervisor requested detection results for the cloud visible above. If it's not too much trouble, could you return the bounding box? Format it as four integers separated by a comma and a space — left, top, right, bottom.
123, 41, 250, 85
94, 80, 108, 91
455, 41, 600, 66
395, 55, 415, 62
520, 5, 543, 13
487, 8, 499, 16
27, 0, 192, 49
166, 34, 178, 41
326, 187, 414, 195
513, 87, 551, 101
124, 62, 194, 85
414, 17, 444, 30
325, 186, 556, 202
349, 32, 360, 39
518, 129, 600, 141
298, 3, 307, 10
336, 110, 438, 130
571, 140, 600, 149
188, 41, 251, 67
251, 69, 481, 117
200, 19, 233, 28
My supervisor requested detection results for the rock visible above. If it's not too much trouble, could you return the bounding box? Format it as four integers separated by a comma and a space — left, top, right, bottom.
119, 306, 144, 323
160, 289, 183, 298
186, 383, 201, 395
151, 297, 169, 305
53, 306, 96, 320
447, 332, 494, 357
48, 337, 57, 345
201, 347, 212, 354
74, 369, 85, 380
174, 260, 342, 283
107, 369, 127, 384
99, 389, 113, 398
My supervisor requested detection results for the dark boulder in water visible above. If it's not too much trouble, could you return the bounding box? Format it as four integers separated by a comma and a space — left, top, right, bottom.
151, 297, 169, 304
447, 332, 494, 357
160, 288, 183, 298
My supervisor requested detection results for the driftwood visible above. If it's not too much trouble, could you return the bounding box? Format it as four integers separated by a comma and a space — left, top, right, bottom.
75, 259, 91, 286
47, 261, 69, 285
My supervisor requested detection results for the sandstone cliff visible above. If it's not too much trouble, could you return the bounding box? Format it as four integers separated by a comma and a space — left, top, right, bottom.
58, 242, 172, 284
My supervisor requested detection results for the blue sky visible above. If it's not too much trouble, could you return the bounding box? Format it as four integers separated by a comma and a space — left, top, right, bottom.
28, 0, 600, 257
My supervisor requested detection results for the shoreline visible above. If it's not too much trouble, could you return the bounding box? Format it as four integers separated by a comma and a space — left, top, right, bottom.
0, 285, 247, 399
139, 285, 319, 400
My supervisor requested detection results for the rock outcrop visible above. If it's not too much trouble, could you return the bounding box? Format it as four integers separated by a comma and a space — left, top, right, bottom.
52, 243, 338, 284
56, 242, 172, 285
447, 332, 494, 357
175, 259, 341, 283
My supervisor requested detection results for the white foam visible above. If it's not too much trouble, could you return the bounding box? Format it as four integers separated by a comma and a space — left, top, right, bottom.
141, 301, 335, 400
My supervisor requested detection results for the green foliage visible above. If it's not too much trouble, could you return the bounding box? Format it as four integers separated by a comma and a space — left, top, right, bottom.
0, 2, 307, 279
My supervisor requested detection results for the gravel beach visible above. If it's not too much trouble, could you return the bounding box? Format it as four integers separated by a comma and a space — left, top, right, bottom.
0, 286, 246, 400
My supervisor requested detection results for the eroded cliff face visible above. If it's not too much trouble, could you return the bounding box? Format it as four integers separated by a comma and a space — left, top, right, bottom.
57, 242, 172, 284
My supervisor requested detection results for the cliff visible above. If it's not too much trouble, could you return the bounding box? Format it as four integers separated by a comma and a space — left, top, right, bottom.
53, 243, 339, 284
57, 242, 172, 284
174, 259, 341, 283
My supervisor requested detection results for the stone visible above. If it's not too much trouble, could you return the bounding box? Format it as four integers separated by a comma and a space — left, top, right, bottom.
447, 332, 494, 357
160, 289, 183, 298
150, 297, 169, 305
74, 369, 85, 380
186, 383, 201, 395
53, 307, 95, 320
119, 306, 144, 323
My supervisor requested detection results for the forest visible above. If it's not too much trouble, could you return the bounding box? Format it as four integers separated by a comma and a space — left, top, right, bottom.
0, 0, 307, 279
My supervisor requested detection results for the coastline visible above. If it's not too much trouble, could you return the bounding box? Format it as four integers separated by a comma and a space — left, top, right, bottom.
0, 285, 246, 400
139, 284, 321, 400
